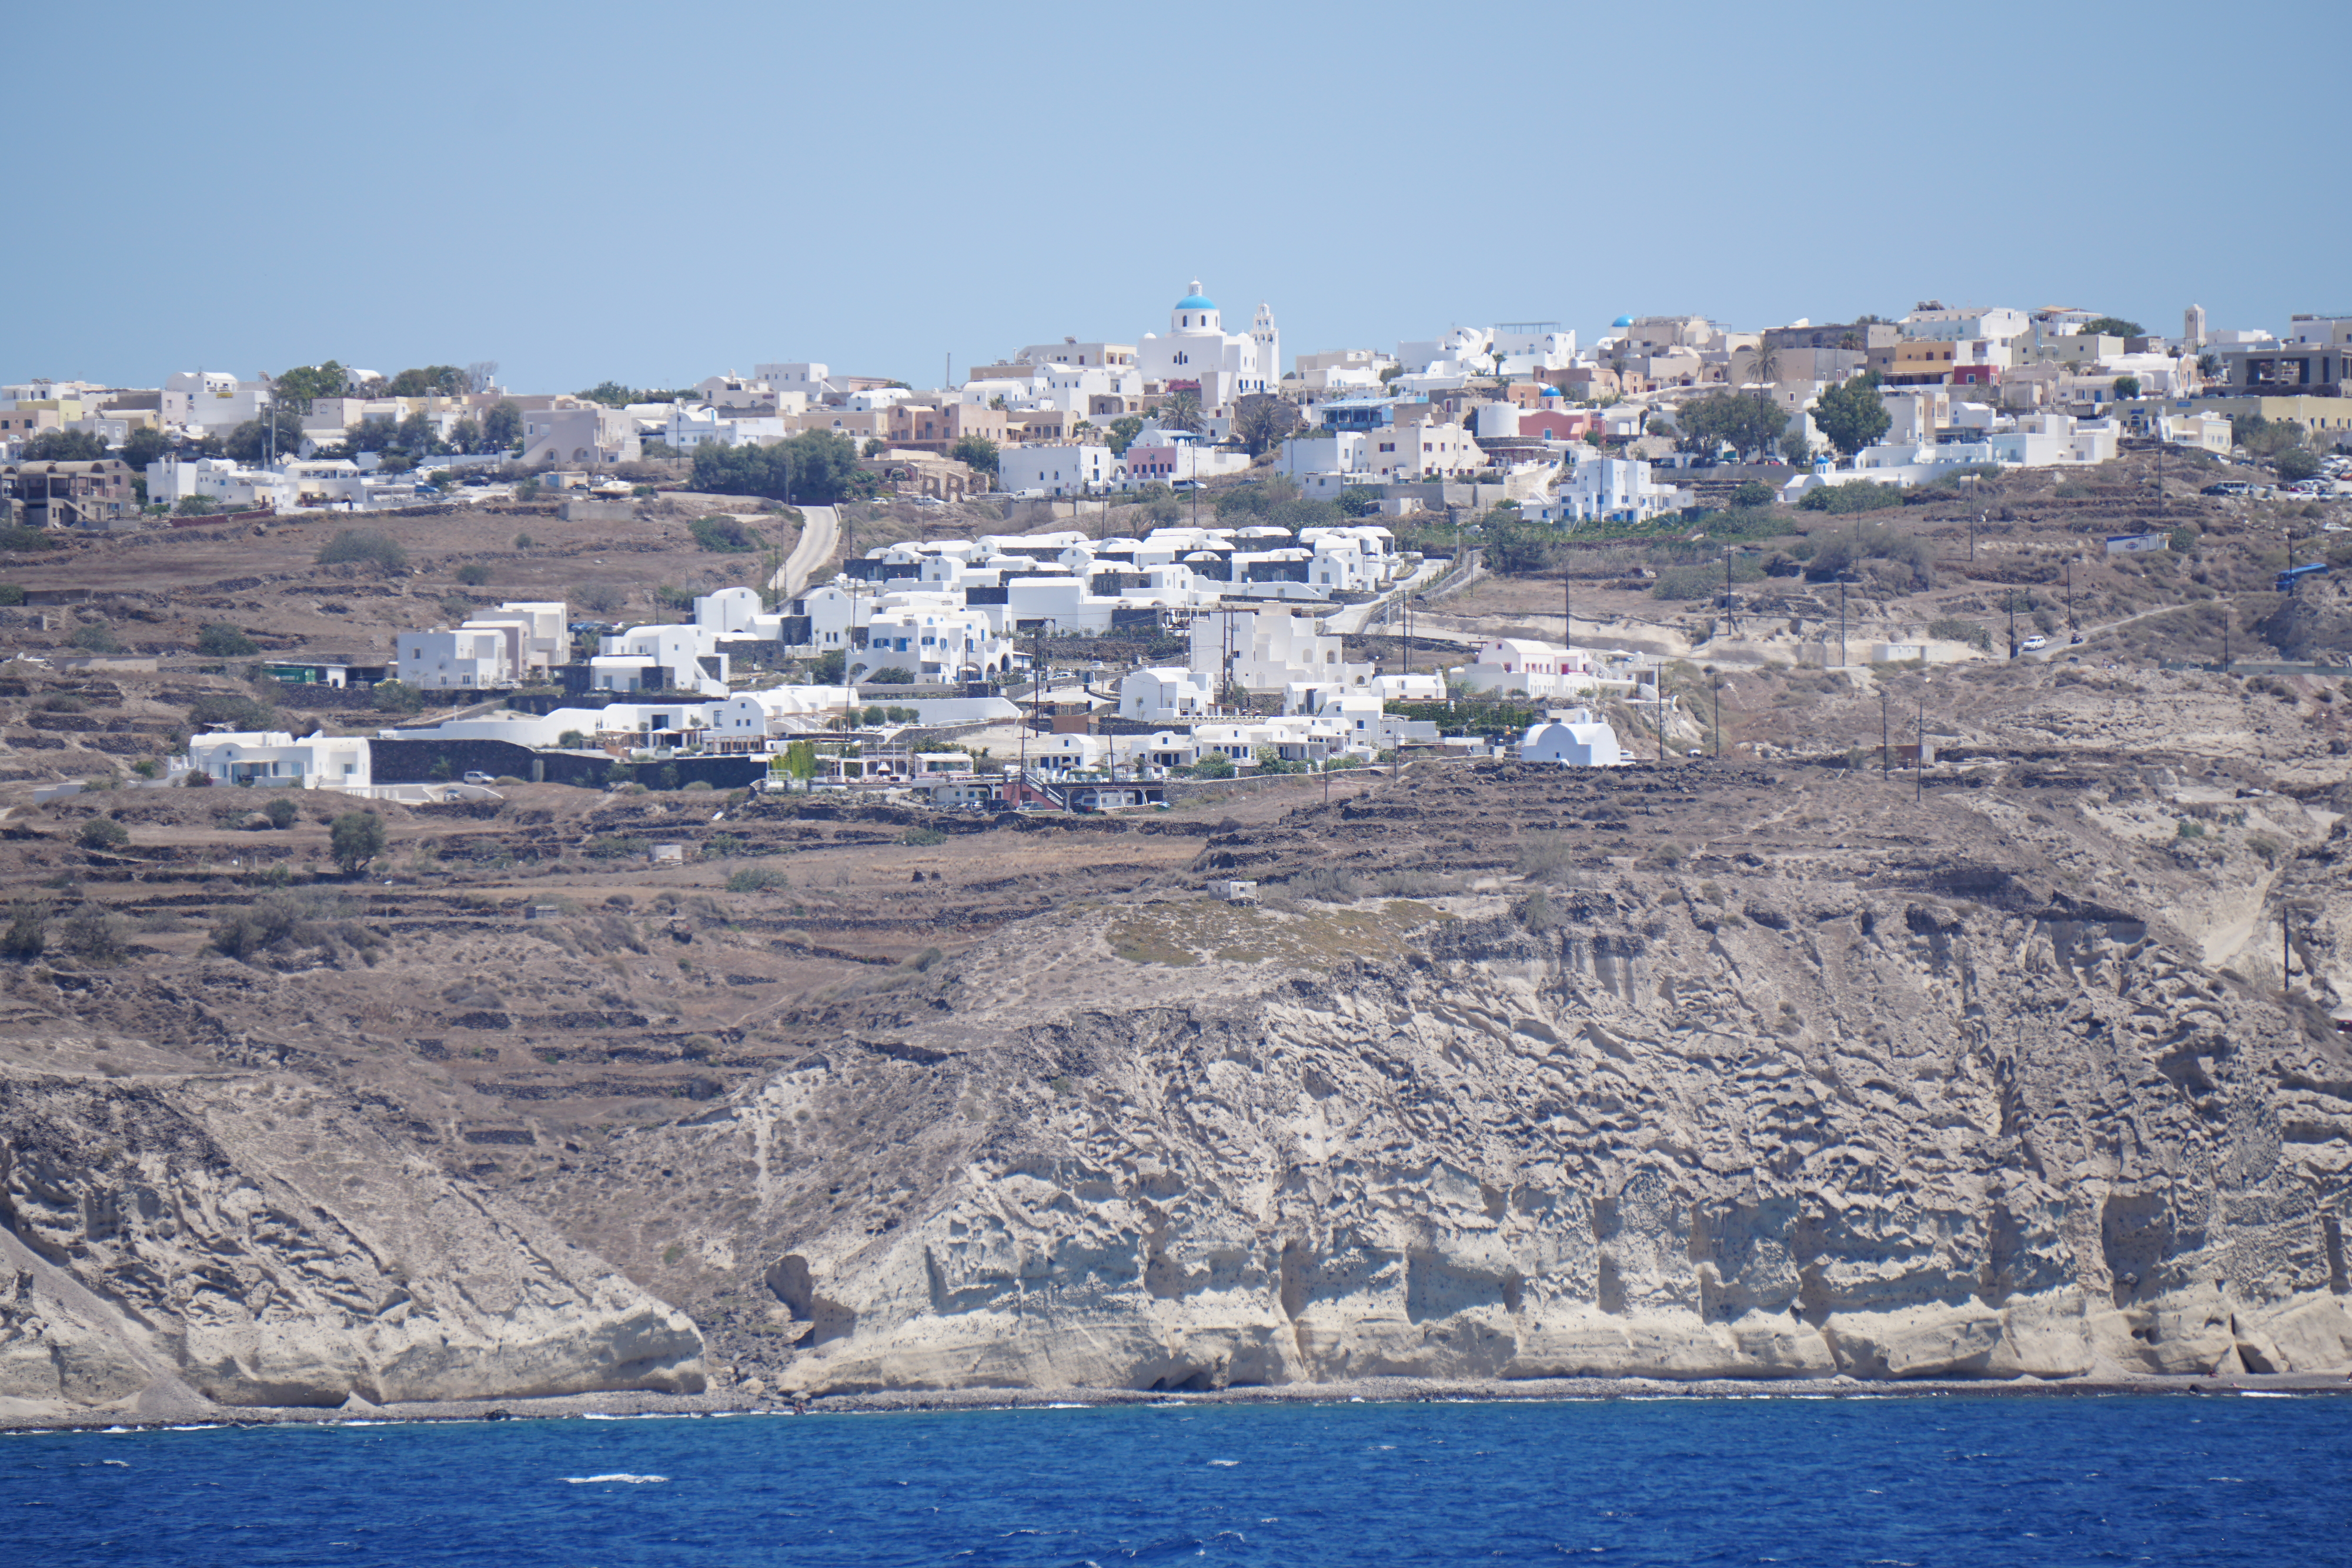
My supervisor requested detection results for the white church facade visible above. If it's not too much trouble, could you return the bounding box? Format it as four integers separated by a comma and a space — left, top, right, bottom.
1135, 282, 1279, 409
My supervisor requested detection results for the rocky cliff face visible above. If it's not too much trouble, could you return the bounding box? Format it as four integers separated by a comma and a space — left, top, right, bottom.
552, 763, 2352, 1395
0, 1066, 704, 1418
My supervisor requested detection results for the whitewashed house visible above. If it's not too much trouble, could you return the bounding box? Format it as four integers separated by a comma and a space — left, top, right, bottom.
186, 730, 371, 788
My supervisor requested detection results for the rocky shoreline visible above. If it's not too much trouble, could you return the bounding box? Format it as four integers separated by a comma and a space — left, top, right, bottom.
8, 1368, 2350, 1436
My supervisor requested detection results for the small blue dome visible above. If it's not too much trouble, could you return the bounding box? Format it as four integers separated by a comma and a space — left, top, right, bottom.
1176, 292, 1217, 310
1611, 314, 1634, 328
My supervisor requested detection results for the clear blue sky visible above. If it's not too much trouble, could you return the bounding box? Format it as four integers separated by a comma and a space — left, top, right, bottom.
12, 0, 2343, 394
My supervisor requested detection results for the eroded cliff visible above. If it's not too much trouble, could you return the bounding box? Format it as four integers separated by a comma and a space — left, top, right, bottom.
0, 1064, 704, 1418
547, 761, 2352, 1396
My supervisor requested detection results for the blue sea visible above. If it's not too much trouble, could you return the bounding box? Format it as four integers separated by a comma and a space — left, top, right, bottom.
5, 1393, 2347, 1566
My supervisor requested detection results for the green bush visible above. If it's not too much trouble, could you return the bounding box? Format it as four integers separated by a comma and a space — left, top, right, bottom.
1798, 482, 1906, 515
370, 679, 425, 714
2, 902, 48, 958
1187, 753, 1237, 780
726, 867, 789, 893
866, 667, 914, 685
0, 527, 58, 553
688, 514, 763, 553
187, 693, 278, 731
513, 532, 535, 549
262, 797, 299, 829
329, 812, 386, 875
1729, 481, 1777, 509
316, 529, 409, 572
1926, 616, 1993, 651
71, 623, 125, 654
455, 563, 492, 586
0, 584, 24, 606
900, 826, 947, 847
196, 623, 259, 657
77, 817, 129, 851
1653, 557, 1768, 600
586, 834, 647, 859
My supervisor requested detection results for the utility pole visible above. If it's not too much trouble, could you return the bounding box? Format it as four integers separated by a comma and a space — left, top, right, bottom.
1880, 688, 1889, 779
1916, 691, 1925, 806
1971, 511, 1980, 561
2007, 590, 2019, 659
1707, 666, 1720, 758
1838, 575, 1848, 669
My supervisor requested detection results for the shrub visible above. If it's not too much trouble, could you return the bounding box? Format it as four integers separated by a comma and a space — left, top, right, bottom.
77, 817, 129, 851
513, 532, 535, 549
455, 563, 492, 586
1805, 525, 1935, 590
0, 584, 24, 606
0, 527, 59, 553
316, 530, 409, 572
57, 905, 127, 964
262, 797, 299, 830
210, 894, 309, 960
586, 834, 647, 859
1186, 753, 1237, 780
71, 623, 125, 654
1926, 616, 1993, 651
2176, 818, 2206, 840
1798, 482, 1907, 516
688, 514, 763, 553
1516, 831, 1578, 881
866, 667, 914, 685
196, 623, 259, 657
370, 679, 425, 714
726, 867, 789, 893
38, 694, 86, 713
2, 902, 48, 958
556, 728, 590, 748
1729, 481, 1776, 509
900, 826, 947, 847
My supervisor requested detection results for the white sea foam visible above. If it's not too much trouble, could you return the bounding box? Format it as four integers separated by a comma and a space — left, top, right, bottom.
1207, 1459, 1240, 1467
566, 1473, 670, 1484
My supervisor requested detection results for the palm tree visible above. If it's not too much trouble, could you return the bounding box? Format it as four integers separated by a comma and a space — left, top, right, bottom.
1161, 389, 1202, 433
1746, 341, 1782, 386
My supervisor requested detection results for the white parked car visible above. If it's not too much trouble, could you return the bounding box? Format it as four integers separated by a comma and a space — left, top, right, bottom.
462, 771, 497, 785
2021, 635, 2049, 652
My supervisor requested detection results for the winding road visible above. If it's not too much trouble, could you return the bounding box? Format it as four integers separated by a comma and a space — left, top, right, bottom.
770, 504, 839, 601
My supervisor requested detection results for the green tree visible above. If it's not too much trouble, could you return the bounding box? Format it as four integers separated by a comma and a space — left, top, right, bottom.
1337, 486, 1381, 517
690, 430, 874, 503
1106, 415, 1144, 456
1729, 480, 1776, 509
577, 380, 634, 406
1232, 393, 1301, 456
1159, 389, 1202, 432
949, 434, 1000, 476
387, 366, 465, 397
270, 362, 349, 412
2277, 449, 2321, 482
556, 728, 590, 748
481, 399, 522, 452
1676, 390, 1786, 462
119, 424, 169, 476
1810, 374, 1892, 460
196, 623, 259, 656
1780, 429, 1815, 467
329, 811, 386, 876
2111, 376, 2141, 400
2079, 316, 2144, 340
1187, 751, 1235, 779
863, 437, 888, 457
223, 406, 308, 464
78, 816, 129, 851
447, 415, 483, 453
1744, 341, 1783, 385
23, 429, 111, 462
173, 494, 220, 517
